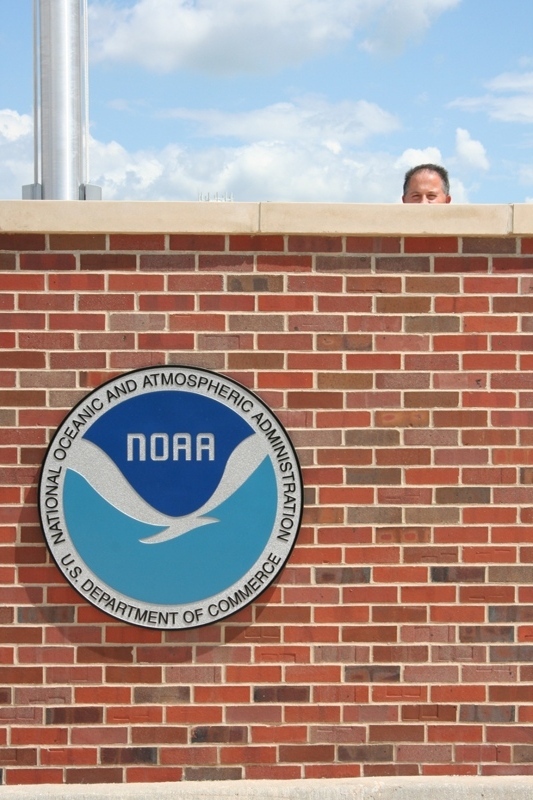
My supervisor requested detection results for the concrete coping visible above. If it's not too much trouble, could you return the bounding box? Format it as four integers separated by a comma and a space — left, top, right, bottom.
0, 778, 533, 799
1, 200, 533, 236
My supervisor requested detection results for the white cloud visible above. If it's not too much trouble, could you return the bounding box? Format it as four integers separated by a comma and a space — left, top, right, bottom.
394, 146, 444, 171
519, 165, 533, 190
487, 72, 533, 93
163, 95, 400, 147
448, 179, 468, 203
454, 128, 489, 171
0, 94, 475, 204
360, 0, 461, 56
88, 131, 478, 204
0, 110, 33, 200
89, 136, 408, 202
0, 96, 470, 204
89, 0, 461, 74
0, 109, 32, 142
451, 70, 533, 124
453, 95, 533, 124
87, 94, 402, 201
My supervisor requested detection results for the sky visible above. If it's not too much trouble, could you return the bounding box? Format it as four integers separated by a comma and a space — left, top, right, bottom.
1, 0, 533, 203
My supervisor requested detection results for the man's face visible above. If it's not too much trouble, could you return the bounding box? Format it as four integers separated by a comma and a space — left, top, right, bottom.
402, 170, 451, 204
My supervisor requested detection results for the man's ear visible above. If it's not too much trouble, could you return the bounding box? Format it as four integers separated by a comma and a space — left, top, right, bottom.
445, 196, 451, 204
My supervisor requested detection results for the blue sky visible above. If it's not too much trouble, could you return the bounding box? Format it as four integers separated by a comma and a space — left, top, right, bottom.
1, 0, 533, 203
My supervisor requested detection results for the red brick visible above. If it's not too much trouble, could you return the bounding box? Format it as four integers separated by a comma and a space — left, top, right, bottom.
247, 765, 302, 779
435, 296, 489, 313
0, 312, 46, 330
365, 765, 420, 777
257, 255, 312, 272
49, 234, 107, 250
463, 353, 516, 371
0, 390, 46, 407
434, 256, 488, 273
346, 237, 400, 254
228, 234, 283, 252
19, 294, 74, 311
199, 253, 254, 271
126, 766, 184, 782
279, 744, 335, 763
375, 410, 429, 428
0, 253, 16, 269
431, 685, 486, 703
375, 333, 429, 351
137, 333, 194, 350
428, 725, 484, 743
406, 275, 460, 293
462, 506, 516, 525
493, 335, 533, 352
462, 467, 516, 484
342, 626, 397, 643
430, 606, 485, 623
490, 686, 533, 703
465, 237, 517, 253
110, 234, 165, 250
319, 296, 372, 313
408, 468, 460, 486
140, 254, 195, 270
48, 273, 105, 291
170, 234, 226, 250
380, 502, 436, 523
289, 391, 343, 409
494, 257, 533, 271
434, 334, 488, 351
369, 724, 425, 742
201, 294, 255, 311
402, 705, 456, 722
401, 586, 456, 604
288, 236, 341, 252
0, 352, 46, 369
107, 273, 164, 291
434, 410, 487, 428
404, 237, 458, 253
80, 253, 136, 270
40, 747, 98, 766
464, 316, 517, 333
290, 275, 343, 293
49, 313, 106, 331
376, 256, 430, 273
0, 233, 45, 250
466, 274, 518, 292
317, 255, 371, 272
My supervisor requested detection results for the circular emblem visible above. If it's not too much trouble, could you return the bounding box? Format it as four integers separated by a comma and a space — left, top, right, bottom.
39, 367, 303, 629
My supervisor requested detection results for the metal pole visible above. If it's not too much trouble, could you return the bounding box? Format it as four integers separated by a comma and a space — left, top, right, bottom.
33, 0, 40, 188
81, 0, 90, 189
23, 0, 101, 200
39, 0, 84, 199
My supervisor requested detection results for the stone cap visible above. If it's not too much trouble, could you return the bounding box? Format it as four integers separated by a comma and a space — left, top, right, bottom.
0, 200, 531, 236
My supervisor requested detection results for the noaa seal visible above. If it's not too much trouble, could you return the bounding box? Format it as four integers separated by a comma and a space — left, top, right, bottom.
38, 366, 303, 629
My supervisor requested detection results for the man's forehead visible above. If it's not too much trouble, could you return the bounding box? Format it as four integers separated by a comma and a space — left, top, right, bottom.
409, 170, 441, 184
405, 171, 446, 193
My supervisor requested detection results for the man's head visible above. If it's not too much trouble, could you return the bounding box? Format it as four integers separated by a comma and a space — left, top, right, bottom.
402, 163, 451, 204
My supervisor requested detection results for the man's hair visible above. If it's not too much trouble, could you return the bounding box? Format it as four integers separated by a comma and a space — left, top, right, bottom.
403, 163, 450, 196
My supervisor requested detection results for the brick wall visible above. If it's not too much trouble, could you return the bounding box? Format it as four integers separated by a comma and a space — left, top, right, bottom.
2, 207, 533, 785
